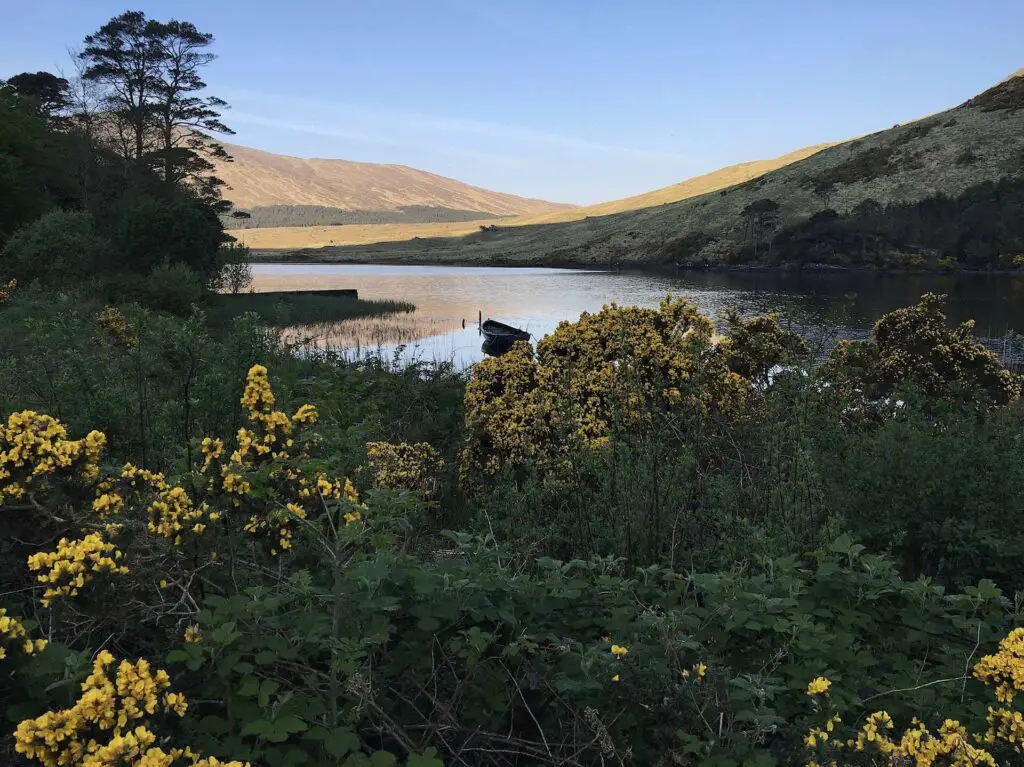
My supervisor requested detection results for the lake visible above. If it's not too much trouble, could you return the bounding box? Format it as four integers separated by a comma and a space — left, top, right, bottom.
252, 264, 1024, 367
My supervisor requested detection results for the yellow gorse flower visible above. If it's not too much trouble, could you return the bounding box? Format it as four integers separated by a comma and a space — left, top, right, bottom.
27, 533, 128, 607
14, 651, 249, 767
461, 297, 752, 493
974, 627, 1024, 704
291, 403, 319, 425
610, 644, 628, 658
806, 676, 832, 696
0, 607, 47, 661
800, 631, 1024, 767
0, 411, 105, 503
92, 491, 124, 519
193, 366, 361, 555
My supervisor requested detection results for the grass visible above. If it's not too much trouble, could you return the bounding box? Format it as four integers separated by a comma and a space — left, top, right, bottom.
206, 291, 415, 328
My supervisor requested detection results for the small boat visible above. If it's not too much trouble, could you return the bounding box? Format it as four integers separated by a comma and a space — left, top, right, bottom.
480, 319, 531, 356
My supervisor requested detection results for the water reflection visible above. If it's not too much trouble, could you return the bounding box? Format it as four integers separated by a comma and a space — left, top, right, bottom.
253, 264, 1024, 366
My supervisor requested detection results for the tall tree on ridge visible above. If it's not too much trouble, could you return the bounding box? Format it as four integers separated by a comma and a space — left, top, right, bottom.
78, 11, 233, 211
80, 11, 163, 164
150, 19, 234, 211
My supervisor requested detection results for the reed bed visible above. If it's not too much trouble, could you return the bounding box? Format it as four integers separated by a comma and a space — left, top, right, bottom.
281, 313, 461, 351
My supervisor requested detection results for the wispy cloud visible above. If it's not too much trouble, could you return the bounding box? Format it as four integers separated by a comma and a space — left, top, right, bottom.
228, 111, 532, 168
221, 87, 690, 163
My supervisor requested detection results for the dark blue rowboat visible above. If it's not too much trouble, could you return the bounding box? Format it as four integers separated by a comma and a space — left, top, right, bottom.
480, 319, 530, 356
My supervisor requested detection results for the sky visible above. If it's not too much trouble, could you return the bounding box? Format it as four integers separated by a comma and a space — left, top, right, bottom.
2, 0, 1023, 205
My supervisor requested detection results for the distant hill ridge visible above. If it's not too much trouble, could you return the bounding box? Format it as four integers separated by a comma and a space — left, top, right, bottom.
214, 142, 575, 222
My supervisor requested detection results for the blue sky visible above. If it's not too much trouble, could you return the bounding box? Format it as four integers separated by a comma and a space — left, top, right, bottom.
2, 1, 1022, 204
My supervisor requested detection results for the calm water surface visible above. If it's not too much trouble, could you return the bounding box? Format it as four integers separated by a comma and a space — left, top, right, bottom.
253, 264, 1024, 366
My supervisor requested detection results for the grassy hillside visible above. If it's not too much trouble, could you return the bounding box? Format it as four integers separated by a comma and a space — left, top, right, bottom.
214, 141, 575, 217
284, 71, 1024, 268
500, 143, 835, 227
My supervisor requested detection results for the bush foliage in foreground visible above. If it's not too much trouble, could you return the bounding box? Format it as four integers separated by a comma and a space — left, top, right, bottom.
3, 289, 1024, 765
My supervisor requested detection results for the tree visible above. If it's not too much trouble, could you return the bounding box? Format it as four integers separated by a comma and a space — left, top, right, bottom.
214, 242, 253, 294
79, 11, 233, 211
812, 180, 836, 210
741, 199, 781, 259
149, 20, 235, 211
80, 11, 164, 164
5, 72, 71, 119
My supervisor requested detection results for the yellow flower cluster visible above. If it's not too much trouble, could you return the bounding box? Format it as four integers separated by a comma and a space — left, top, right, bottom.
804, 715, 842, 748
96, 306, 138, 349
366, 441, 444, 496
198, 366, 360, 555
0, 411, 105, 503
26, 533, 128, 607
120, 464, 210, 545
200, 437, 223, 473
240, 363, 276, 414
0, 607, 47, 660
857, 716, 995, 766
803, 628, 1024, 766
973, 627, 1024, 704
682, 662, 707, 681
610, 644, 629, 658
291, 403, 319, 425
807, 676, 832, 696
91, 490, 124, 519
0, 277, 16, 303
14, 651, 248, 767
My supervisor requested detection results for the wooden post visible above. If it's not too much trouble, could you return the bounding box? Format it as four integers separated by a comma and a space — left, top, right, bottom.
478, 310, 482, 331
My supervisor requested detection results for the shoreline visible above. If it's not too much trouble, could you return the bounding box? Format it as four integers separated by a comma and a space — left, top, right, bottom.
250, 248, 1024, 277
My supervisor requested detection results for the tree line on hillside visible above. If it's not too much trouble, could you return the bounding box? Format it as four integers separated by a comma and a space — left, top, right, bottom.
664, 176, 1024, 269
0, 10, 246, 310
738, 177, 1024, 268
224, 204, 504, 229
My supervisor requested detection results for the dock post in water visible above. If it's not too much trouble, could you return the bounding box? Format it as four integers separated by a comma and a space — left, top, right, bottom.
478, 310, 482, 331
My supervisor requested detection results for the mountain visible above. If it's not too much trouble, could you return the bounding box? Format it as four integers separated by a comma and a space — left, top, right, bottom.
282, 69, 1024, 268
214, 143, 575, 221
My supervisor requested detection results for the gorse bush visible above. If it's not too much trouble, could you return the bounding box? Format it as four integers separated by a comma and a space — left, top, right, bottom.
461, 297, 789, 496
820, 292, 1021, 410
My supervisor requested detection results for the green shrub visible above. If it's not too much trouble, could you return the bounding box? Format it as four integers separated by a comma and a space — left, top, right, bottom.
104, 193, 224, 279
0, 209, 110, 284
144, 261, 206, 315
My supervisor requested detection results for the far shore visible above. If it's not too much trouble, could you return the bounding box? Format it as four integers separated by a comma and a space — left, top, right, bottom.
248, 247, 1024, 277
